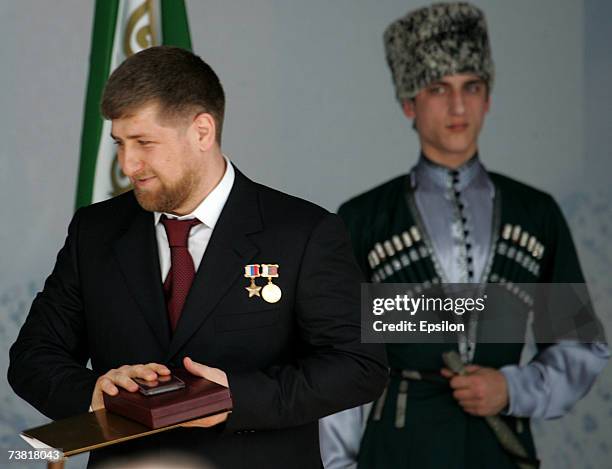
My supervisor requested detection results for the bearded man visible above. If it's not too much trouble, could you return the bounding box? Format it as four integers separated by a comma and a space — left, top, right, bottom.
9, 45, 387, 469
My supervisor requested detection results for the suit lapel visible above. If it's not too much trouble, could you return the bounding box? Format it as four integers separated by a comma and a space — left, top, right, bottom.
167, 169, 263, 360
113, 205, 171, 350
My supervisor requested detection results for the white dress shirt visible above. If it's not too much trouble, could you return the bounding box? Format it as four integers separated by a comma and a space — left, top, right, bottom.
154, 156, 235, 281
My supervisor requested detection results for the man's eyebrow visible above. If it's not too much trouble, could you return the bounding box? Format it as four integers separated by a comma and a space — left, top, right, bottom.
430, 79, 484, 87
110, 133, 148, 140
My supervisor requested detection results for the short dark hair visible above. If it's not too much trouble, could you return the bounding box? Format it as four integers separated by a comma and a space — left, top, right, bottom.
101, 46, 225, 144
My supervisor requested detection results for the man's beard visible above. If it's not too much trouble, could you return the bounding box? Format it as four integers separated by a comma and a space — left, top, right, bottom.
133, 171, 198, 214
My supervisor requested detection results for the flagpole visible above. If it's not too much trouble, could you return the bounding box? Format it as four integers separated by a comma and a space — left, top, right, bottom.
75, 0, 120, 209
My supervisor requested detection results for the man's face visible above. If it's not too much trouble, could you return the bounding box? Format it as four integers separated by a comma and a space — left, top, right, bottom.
111, 103, 202, 214
403, 74, 490, 167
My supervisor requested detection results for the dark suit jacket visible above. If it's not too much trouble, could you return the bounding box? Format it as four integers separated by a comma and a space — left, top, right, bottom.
8, 168, 388, 469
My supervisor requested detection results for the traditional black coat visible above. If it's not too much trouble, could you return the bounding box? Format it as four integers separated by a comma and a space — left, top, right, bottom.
338, 171, 586, 469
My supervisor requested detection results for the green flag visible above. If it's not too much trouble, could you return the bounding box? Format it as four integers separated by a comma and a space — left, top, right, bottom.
75, 0, 191, 209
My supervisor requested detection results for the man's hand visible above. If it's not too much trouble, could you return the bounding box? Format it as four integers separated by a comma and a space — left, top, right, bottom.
179, 357, 230, 428
441, 364, 508, 416
183, 356, 228, 387
91, 363, 170, 411
180, 411, 231, 428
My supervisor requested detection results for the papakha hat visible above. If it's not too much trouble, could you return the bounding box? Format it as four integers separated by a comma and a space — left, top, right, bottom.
384, 2, 494, 102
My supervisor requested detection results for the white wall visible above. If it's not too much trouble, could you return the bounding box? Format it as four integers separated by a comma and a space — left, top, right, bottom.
1, 1, 609, 468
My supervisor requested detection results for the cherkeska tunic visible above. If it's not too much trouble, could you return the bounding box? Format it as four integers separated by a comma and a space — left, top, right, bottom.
333, 155, 608, 469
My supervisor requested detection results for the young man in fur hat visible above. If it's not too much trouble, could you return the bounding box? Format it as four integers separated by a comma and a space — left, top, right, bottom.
320, 3, 609, 468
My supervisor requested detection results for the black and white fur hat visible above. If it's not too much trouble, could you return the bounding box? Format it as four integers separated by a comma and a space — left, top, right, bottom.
384, 2, 494, 102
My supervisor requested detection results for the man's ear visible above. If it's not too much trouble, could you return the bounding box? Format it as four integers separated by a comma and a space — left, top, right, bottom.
193, 112, 216, 151
402, 99, 416, 120
402, 99, 418, 131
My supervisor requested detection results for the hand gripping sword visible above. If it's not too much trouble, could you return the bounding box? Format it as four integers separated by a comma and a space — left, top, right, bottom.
442, 350, 539, 469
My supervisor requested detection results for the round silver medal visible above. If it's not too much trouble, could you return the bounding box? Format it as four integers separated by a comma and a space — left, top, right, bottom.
261, 283, 282, 304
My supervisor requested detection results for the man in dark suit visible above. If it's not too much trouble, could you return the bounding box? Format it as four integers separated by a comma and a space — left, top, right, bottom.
8, 46, 387, 468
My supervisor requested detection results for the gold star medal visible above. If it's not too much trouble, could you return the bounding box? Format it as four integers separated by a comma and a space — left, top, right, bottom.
244, 264, 262, 298
261, 264, 282, 304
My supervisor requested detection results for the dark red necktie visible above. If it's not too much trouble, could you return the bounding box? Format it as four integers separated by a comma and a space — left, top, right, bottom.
161, 216, 201, 331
